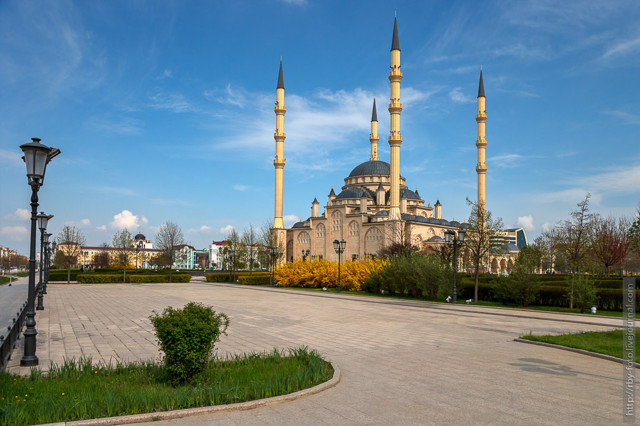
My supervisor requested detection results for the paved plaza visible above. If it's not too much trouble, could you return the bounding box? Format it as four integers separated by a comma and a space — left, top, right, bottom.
6, 280, 635, 424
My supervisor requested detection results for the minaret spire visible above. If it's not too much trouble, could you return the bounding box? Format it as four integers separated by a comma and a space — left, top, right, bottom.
476, 67, 487, 211
273, 59, 286, 229
388, 14, 403, 220
369, 97, 379, 161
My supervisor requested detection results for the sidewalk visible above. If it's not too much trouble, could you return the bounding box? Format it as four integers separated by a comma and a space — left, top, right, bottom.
7, 282, 635, 424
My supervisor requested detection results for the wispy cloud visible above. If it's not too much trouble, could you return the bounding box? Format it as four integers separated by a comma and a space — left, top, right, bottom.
488, 154, 524, 168
604, 110, 640, 125
283, 215, 300, 228
280, 0, 307, 5
89, 117, 144, 135
600, 35, 640, 62
219, 225, 235, 235
148, 92, 198, 113
98, 186, 137, 196
205, 84, 247, 108
517, 215, 535, 231
449, 87, 473, 104
0, 226, 29, 241
0, 149, 23, 165
233, 184, 250, 191
3, 208, 30, 221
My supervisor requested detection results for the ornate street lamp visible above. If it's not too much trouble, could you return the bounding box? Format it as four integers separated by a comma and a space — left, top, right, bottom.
332, 239, 346, 293
19, 137, 60, 366
444, 229, 466, 304
301, 249, 310, 261
43, 233, 52, 294
36, 213, 53, 311
269, 246, 278, 287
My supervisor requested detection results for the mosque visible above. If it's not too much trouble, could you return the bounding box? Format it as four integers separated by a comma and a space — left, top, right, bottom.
270, 16, 492, 264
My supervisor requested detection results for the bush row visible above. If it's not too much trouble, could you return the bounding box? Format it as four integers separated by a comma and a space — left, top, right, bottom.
275, 259, 387, 291
76, 274, 191, 284
238, 275, 272, 285
205, 271, 272, 284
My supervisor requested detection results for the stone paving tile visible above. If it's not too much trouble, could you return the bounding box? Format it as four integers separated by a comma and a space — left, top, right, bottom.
5, 282, 638, 424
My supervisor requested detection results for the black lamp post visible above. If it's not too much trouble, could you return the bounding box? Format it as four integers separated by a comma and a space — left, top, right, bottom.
332, 239, 346, 293
301, 249, 310, 261
444, 229, 466, 304
228, 249, 235, 283
269, 246, 278, 287
20, 137, 60, 366
36, 213, 53, 311
43, 233, 51, 294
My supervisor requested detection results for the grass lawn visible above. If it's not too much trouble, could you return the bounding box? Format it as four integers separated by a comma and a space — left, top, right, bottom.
0, 277, 11, 286
521, 330, 640, 363
0, 347, 333, 425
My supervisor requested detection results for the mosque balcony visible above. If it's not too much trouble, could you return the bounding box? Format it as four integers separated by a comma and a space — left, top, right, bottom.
274, 158, 286, 168
476, 164, 487, 173
476, 113, 487, 122
274, 132, 286, 140
388, 102, 403, 113
475, 138, 487, 147
274, 106, 286, 114
388, 134, 403, 145
388, 70, 403, 81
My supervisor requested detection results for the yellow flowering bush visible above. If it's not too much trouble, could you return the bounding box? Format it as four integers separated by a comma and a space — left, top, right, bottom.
274, 258, 387, 291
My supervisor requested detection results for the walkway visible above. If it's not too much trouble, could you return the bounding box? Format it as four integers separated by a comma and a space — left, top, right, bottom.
0, 276, 27, 335
6, 282, 635, 424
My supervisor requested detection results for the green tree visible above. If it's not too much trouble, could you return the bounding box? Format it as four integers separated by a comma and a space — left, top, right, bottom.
464, 198, 504, 302
55, 225, 86, 283
629, 207, 640, 258
590, 215, 630, 274
155, 221, 185, 283
494, 246, 542, 307
112, 228, 134, 281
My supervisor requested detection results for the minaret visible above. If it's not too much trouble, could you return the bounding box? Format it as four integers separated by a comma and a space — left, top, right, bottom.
273, 59, 286, 229
369, 97, 379, 161
388, 14, 403, 220
476, 67, 487, 210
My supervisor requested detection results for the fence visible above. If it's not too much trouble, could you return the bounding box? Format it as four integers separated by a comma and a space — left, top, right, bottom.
0, 300, 27, 370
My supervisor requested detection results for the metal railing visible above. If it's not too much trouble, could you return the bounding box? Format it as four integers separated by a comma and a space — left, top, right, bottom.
0, 300, 28, 370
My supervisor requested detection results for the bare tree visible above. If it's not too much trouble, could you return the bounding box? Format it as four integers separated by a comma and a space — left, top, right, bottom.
241, 224, 258, 275
464, 198, 504, 302
55, 225, 87, 283
155, 221, 185, 282
93, 243, 111, 268
112, 228, 134, 281
259, 221, 284, 269
590, 215, 631, 274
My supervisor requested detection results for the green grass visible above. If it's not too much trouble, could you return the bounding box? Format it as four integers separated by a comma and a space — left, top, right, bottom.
0, 347, 333, 425
0, 277, 11, 286
521, 330, 639, 363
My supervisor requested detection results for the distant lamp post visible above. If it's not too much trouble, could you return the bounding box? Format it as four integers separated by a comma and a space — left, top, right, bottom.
301, 249, 310, 261
20, 137, 60, 366
43, 233, 52, 294
332, 239, 346, 293
444, 229, 466, 304
228, 249, 235, 283
36, 213, 53, 311
269, 246, 278, 287
136, 240, 144, 271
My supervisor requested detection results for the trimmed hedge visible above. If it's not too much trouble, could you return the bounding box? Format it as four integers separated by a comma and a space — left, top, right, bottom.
49, 269, 81, 281
76, 273, 191, 284
206, 273, 232, 283
238, 275, 271, 285
205, 272, 270, 283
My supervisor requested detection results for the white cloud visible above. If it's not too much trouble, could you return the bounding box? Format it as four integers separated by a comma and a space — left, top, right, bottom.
148, 92, 198, 113
219, 225, 235, 235
283, 214, 300, 228
200, 225, 212, 232
280, 0, 307, 5
488, 154, 524, 168
604, 110, 640, 125
517, 215, 535, 231
80, 218, 91, 226
233, 184, 250, 191
0, 149, 22, 165
205, 84, 247, 108
449, 87, 473, 104
90, 117, 143, 135
109, 210, 148, 231
0, 226, 29, 241
96, 225, 107, 231
601, 35, 640, 62
4, 208, 30, 221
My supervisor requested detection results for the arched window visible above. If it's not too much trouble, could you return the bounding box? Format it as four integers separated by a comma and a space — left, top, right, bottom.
332, 211, 342, 231
349, 221, 359, 236
316, 223, 325, 238
297, 232, 310, 244
365, 227, 381, 241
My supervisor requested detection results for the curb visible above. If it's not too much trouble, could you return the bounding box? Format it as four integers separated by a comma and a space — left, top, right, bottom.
514, 338, 640, 368
46, 363, 340, 426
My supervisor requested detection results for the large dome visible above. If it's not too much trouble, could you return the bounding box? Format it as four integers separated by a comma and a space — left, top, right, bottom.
348, 160, 391, 177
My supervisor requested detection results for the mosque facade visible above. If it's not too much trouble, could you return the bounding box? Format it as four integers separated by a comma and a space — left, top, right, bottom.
271, 16, 493, 264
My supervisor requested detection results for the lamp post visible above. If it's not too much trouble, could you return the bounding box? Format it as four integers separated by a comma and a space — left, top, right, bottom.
36, 213, 53, 311
20, 137, 60, 366
444, 229, 466, 304
332, 239, 346, 293
301, 249, 310, 261
269, 246, 278, 287
228, 249, 235, 283
43, 233, 51, 294
136, 240, 143, 271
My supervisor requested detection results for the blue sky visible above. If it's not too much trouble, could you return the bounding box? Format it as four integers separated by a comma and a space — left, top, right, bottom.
1, 0, 639, 255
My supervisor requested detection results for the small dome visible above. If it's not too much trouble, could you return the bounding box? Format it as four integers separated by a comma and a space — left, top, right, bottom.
134, 233, 146, 241
428, 236, 443, 242
400, 188, 421, 200
348, 160, 391, 177
335, 187, 374, 200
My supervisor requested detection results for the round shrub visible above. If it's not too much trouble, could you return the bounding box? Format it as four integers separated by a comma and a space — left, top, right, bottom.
149, 302, 229, 384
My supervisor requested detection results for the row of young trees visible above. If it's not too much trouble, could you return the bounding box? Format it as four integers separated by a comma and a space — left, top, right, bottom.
218, 222, 283, 274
